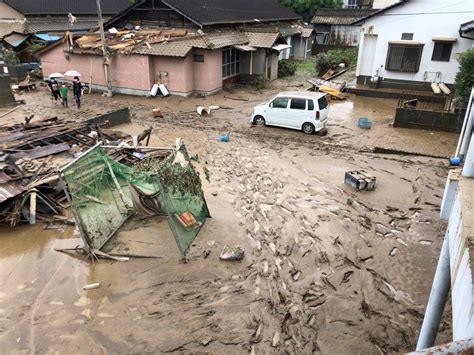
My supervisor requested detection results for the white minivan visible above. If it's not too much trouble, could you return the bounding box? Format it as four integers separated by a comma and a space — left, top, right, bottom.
251, 91, 329, 134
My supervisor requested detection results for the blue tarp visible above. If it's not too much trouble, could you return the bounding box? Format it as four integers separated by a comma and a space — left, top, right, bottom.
34, 34, 61, 42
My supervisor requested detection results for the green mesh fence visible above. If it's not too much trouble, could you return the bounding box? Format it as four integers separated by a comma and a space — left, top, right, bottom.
154, 145, 210, 256
61, 144, 209, 255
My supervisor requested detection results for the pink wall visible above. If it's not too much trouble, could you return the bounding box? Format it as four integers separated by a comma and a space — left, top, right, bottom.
152, 55, 194, 94
41, 45, 152, 91
193, 49, 222, 93
41, 44, 224, 95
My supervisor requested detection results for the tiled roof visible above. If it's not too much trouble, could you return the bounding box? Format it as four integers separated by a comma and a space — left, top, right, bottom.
0, 21, 25, 38
25, 16, 109, 34
204, 32, 249, 49
243, 31, 281, 48
301, 27, 314, 38
134, 36, 206, 57
311, 8, 377, 25
163, 0, 300, 26
3, 32, 28, 47
4, 0, 131, 15
279, 27, 302, 37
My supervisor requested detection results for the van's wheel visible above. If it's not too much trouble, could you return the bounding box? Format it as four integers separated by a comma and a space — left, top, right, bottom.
254, 115, 265, 126
302, 122, 315, 134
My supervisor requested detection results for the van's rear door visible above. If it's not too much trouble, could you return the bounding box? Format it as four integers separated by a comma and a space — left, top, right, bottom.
317, 95, 329, 121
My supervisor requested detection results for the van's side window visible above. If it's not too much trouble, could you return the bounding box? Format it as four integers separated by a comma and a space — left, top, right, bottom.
307, 100, 314, 111
290, 98, 306, 110
272, 97, 289, 108
318, 96, 328, 110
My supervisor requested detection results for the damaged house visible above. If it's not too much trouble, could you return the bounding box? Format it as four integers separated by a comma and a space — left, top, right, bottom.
38, 0, 307, 96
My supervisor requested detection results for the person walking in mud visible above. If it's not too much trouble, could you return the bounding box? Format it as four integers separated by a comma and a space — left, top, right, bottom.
59, 83, 69, 108
47, 79, 60, 105
72, 76, 83, 109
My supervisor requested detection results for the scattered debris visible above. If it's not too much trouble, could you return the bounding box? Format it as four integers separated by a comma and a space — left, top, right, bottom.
220, 134, 230, 142
358, 117, 372, 129
344, 170, 376, 191
152, 108, 164, 118
219, 245, 245, 261
83, 283, 101, 290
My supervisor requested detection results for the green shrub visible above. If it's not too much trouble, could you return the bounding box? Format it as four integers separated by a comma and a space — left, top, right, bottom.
3, 49, 20, 66
278, 59, 297, 77
454, 48, 474, 107
315, 48, 358, 76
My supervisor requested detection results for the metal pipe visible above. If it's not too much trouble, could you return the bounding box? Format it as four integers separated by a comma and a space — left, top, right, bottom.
455, 87, 474, 159
416, 237, 451, 350
462, 133, 474, 177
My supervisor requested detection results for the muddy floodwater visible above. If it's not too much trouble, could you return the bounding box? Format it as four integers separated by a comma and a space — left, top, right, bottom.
0, 84, 458, 353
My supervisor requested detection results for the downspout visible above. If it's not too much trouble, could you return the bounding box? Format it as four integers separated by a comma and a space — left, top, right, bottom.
416, 237, 451, 350
250, 51, 253, 76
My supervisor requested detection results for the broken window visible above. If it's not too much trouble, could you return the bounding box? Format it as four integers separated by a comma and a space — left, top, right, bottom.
222, 47, 240, 79
432, 41, 453, 62
385, 43, 423, 72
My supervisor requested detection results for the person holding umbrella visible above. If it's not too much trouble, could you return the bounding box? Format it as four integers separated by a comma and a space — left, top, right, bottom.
72, 76, 83, 109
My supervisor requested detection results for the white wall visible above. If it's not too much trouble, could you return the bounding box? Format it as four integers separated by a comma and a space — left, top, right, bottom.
444, 184, 474, 340
356, 0, 474, 84
279, 36, 292, 60
372, 0, 399, 9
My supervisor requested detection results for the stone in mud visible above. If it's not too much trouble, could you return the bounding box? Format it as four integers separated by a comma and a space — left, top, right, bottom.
272, 332, 280, 347
375, 224, 390, 235
219, 245, 245, 261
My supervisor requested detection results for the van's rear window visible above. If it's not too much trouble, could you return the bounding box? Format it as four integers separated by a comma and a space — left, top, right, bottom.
318, 96, 328, 110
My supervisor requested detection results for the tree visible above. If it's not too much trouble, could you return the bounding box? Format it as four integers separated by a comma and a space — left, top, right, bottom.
454, 48, 474, 107
278, 0, 343, 22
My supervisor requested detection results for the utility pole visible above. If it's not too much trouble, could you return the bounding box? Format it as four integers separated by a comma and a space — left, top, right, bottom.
96, 0, 113, 97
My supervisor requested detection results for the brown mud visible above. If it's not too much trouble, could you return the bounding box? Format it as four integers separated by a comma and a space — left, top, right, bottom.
0, 82, 457, 353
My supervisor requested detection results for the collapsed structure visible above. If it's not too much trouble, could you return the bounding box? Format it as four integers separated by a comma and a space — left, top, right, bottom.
0, 111, 209, 255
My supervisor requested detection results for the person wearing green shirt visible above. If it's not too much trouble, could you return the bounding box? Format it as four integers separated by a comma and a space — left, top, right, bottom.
59, 84, 69, 108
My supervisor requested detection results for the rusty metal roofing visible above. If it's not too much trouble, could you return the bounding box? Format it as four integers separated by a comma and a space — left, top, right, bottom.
0, 181, 25, 203
311, 8, 377, 25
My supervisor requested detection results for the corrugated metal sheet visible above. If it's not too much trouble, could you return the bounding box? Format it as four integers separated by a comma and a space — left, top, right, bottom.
3, 32, 28, 47
0, 181, 25, 203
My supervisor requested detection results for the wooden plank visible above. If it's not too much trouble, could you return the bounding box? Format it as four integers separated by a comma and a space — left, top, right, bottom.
29, 191, 37, 225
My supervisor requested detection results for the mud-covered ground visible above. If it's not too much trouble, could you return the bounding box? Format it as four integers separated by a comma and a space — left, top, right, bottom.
0, 78, 458, 353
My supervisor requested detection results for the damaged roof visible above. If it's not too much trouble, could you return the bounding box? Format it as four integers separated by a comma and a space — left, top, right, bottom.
69, 28, 277, 57
4, 0, 131, 15
162, 0, 300, 26
312, 8, 378, 25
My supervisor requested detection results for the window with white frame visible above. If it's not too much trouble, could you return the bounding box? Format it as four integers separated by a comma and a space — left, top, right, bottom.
222, 48, 240, 79
347, 0, 357, 8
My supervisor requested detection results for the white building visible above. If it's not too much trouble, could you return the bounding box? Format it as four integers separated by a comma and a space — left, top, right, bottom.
354, 0, 474, 91
342, 0, 398, 9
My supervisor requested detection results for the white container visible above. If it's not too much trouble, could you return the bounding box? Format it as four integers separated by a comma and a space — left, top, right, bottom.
431, 82, 441, 94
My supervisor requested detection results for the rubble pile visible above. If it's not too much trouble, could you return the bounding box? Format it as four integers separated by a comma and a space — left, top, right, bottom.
0, 116, 136, 226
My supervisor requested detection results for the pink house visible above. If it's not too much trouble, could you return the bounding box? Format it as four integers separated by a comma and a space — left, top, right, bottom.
39, 0, 305, 96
